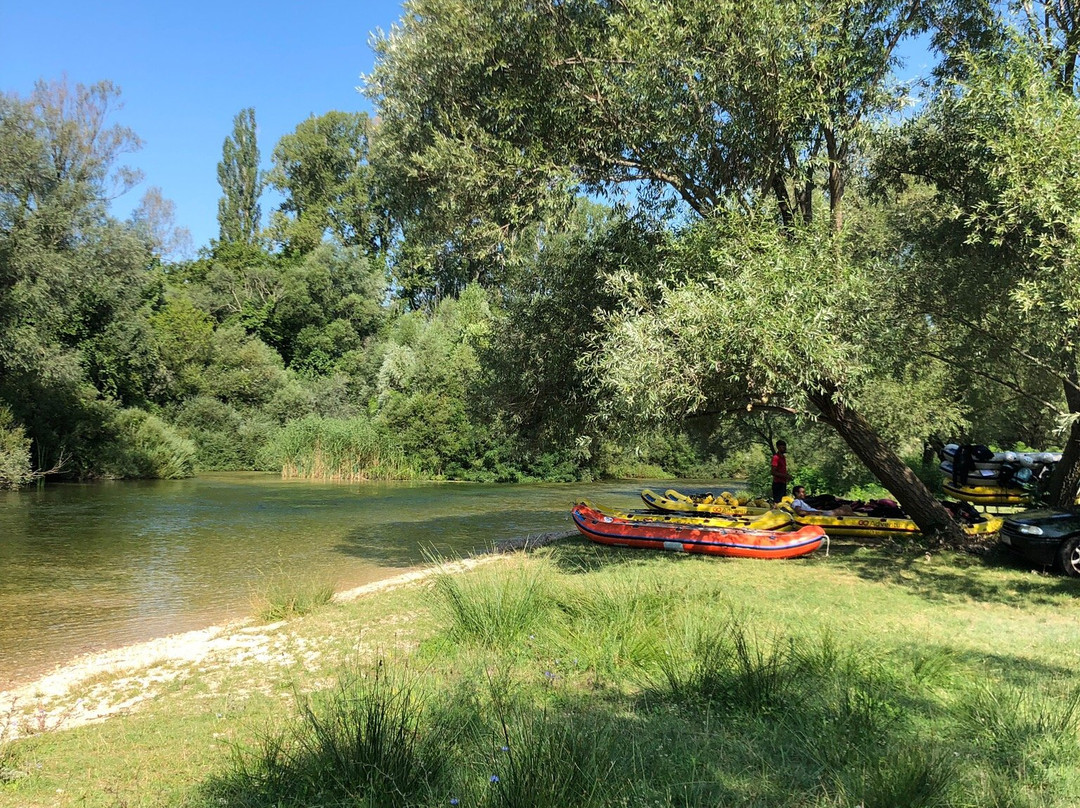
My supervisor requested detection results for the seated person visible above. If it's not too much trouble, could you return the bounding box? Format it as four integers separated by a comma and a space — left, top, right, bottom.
790, 485, 856, 517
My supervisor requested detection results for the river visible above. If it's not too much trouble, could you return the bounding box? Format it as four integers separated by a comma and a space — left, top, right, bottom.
0, 473, 721, 688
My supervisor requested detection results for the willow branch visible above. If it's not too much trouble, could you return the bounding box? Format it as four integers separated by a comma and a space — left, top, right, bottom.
953, 313, 1080, 395
921, 348, 1066, 414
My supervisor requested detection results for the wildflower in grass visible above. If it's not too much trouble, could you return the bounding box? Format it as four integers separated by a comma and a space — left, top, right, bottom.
450, 800, 459, 806
490, 775, 500, 783
500, 745, 509, 752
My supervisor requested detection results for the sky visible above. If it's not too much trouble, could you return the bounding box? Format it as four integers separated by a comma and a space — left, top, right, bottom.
2, 2, 937, 255
1, 0, 408, 252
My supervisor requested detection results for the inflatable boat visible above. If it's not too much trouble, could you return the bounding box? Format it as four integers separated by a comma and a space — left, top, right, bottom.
640, 488, 770, 516
942, 481, 1032, 506
791, 509, 1003, 539
572, 502, 825, 559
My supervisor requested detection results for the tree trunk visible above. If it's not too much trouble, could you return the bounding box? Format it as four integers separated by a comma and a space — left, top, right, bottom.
1048, 372, 1080, 507
807, 381, 967, 542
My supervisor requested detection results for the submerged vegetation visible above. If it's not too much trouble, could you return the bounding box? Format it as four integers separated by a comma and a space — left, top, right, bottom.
4, 541, 1079, 806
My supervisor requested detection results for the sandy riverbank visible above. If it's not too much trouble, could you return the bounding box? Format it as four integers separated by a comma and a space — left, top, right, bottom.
0, 532, 570, 743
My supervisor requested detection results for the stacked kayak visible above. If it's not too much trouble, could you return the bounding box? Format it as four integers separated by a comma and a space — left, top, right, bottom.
938, 443, 1060, 505
942, 482, 1031, 506
573, 502, 824, 559
640, 488, 770, 516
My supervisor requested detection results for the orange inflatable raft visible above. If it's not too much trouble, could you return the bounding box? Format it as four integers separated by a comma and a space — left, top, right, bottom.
572, 502, 826, 560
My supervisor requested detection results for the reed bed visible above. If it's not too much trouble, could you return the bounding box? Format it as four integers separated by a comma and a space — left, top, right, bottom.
264, 415, 418, 481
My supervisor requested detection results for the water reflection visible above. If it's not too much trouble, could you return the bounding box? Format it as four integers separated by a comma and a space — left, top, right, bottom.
0, 473, 728, 687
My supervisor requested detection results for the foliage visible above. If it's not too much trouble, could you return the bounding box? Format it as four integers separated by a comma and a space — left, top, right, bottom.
171, 396, 274, 471
216, 107, 262, 246
595, 211, 909, 420
198, 324, 288, 407
877, 38, 1080, 503
99, 408, 196, 479
0, 406, 31, 489
0, 78, 160, 477
368, 0, 925, 229
148, 293, 215, 402
478, 202, 666, 471
268, 111, 385, 256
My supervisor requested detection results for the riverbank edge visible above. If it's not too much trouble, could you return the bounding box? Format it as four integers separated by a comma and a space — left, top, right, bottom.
0, 531, 573, 743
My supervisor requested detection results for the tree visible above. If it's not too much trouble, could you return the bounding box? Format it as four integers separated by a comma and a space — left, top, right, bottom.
131, 186, 193, 260
877, 38, 1080, 506
479, 200, 665, 466
0, 79, 157, 475
369, 0, 967, 537
217, 107, 262, 246
268, 111, 385, 256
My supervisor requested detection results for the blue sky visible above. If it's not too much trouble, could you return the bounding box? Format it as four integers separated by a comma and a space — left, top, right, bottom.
2, 2, 936, 255
1, 0, 407, 252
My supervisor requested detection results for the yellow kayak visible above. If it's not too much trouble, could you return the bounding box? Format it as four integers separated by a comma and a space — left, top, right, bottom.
603, 501, 793, 531
942, 481, 1031, 506
641, 488, 771, 516
791, 510, 1003, 539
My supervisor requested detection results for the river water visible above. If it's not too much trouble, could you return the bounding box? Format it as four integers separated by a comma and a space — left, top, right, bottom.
0, 473, 705, 688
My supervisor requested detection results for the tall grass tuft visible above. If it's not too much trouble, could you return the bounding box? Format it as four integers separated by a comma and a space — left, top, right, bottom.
250, 571, 335, 622
658, 616, 798, 714
209, 662, 446, 807
549, 574, 679, 677
481, 706, 620, 808
825, 747, 956, 808
262, 415, 418, 481
431, 557, 554, 647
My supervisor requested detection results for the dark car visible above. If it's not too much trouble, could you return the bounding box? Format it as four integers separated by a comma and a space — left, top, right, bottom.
1000, 508, 1080, 576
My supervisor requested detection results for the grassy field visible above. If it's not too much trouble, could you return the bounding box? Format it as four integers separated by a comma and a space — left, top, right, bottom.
2, 537, 1079, 807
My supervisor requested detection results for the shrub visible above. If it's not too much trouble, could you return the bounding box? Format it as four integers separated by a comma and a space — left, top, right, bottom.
101, 408, 196, 479
0, 407, 31, 490
171, 396, 271, 470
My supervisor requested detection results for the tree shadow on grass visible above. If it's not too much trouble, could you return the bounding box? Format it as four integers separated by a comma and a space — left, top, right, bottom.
829, 542, 1079, 606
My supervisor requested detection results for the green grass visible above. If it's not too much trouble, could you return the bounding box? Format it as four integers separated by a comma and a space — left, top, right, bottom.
2, 539, 1080, 807
250, 571, 336, 622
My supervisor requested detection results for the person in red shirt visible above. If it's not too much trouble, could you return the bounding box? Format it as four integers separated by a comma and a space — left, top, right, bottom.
771, 441, 791, 503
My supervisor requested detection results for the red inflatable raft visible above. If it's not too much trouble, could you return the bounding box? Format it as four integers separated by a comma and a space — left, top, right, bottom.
572, 502, 826, 560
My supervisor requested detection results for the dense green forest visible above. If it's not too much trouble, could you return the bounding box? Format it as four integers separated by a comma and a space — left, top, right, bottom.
3, 0, 1080, 538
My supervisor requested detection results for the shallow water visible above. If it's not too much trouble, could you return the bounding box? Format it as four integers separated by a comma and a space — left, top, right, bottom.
0, 473, 723, 688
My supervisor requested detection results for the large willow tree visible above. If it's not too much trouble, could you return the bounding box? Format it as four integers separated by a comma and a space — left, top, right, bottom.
880, 30, 1080, 507
369, 0, 971, 537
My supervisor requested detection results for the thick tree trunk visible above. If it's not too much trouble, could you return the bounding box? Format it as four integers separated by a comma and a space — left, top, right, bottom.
807, 382, 967, 542
1048, 372, 1080, 507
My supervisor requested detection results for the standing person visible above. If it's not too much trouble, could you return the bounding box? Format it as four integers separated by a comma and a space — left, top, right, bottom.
771, 441, 791, 503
